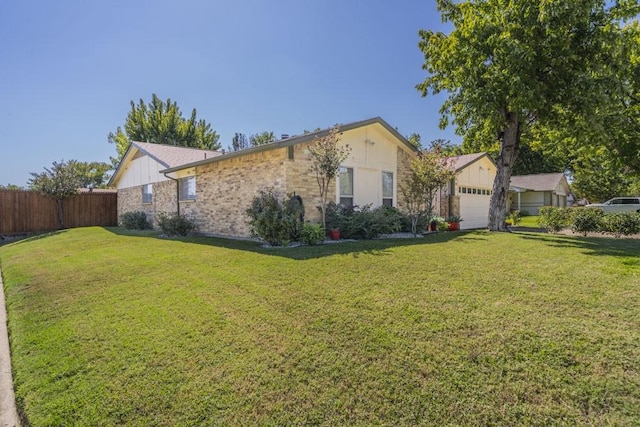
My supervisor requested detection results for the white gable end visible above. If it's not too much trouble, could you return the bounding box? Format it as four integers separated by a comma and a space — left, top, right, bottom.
116, 153, 171, 189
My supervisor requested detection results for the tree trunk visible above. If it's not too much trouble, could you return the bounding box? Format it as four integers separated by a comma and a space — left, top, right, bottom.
488, 112, 520, 231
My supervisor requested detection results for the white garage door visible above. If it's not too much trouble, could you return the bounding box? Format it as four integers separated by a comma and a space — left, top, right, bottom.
459, 194, 491, 229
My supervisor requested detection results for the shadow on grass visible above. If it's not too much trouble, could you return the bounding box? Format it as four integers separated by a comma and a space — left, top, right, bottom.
103, 226, 475, 260
512, 230, 640, 259
1, 229, 70, 246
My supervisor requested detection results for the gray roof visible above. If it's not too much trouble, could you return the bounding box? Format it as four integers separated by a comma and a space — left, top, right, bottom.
108, 142, 222, 186
129, 141, 222, 169
162, 117, 416, 173
510, 173, 566, 191
448, 152, 495, 172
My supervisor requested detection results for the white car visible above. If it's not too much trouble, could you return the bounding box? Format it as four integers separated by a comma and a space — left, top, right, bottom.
586, 197, 640, 213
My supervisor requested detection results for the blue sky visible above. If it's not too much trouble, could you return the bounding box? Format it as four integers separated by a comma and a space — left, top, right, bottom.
0, 0, 455, 187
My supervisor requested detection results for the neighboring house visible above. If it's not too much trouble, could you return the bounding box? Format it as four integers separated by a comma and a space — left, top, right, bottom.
508, 173, 571, 215
436, 153, 497, 229
109, 117, 417, 237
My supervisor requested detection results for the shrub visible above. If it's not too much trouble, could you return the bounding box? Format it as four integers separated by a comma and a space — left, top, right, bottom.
299, 223, 325, 245
156, 212, 195, 237
437, 221, 449, 232
246, 189, 297, 246
538, 207, 572, 233
571, 208, 604, 236
323, 203, 402, 239
509, 210, 522, 226
119, 211, 151, 230
342, 205, 402, 239
599, 212, 640, 237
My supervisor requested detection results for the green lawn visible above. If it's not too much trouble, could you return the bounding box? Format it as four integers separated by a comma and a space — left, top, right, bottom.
1, 227, 639, 425
517, 215, 541, 228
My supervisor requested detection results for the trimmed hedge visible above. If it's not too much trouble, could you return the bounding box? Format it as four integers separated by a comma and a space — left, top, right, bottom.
538, 207, 640, 237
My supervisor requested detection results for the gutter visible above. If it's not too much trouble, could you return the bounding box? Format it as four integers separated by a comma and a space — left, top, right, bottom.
163, 172, 180, 215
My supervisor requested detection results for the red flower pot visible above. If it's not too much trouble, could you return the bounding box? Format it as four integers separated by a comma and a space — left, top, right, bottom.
329, 229, 341, 240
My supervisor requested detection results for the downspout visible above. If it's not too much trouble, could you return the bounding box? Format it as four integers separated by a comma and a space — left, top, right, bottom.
163, 173, 180, 215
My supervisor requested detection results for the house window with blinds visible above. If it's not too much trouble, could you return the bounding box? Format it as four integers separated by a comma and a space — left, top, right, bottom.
179, 176, 196, 201
382, 171, 393, 206
339, 167, 354, 207
142, 184, 153, 204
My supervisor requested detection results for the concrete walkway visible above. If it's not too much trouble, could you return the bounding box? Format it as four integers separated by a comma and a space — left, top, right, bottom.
0, 271, 19, 427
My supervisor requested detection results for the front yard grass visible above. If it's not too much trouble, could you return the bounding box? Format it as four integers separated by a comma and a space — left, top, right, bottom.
0, 227, 639, 425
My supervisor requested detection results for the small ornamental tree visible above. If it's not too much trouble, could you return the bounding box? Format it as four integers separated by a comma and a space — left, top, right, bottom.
29, 160, 84, 229
308, 125, 351, 230
400, 148, 456, 236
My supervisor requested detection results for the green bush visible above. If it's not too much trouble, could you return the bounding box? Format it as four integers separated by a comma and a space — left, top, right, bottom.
322, 203, 402, 239
156, 212, 196, 237
299, 223, 325, 245
509, 210, 522, 226
599, 212, 640, 237
119, 211, 151, 230
538, 207, 572, 233
571, 208, 604, 236
246, 189, 297, 246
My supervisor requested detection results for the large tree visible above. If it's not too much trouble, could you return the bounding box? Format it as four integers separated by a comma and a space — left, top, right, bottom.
109, 94, 220, 165
418, 0, 638, 230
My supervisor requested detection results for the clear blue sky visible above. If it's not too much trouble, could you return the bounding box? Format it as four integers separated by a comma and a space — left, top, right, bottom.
0, 0, 456, 187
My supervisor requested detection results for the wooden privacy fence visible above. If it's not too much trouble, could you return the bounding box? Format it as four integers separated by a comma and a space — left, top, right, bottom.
0, 189, 118, 234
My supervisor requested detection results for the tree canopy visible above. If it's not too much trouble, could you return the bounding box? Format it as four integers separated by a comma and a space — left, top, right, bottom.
418, 0, 639, 230
250, 131, 276, 146
109, 94, 220, 165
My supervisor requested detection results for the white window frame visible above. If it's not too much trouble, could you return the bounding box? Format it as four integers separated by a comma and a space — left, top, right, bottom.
142, 183, 153, 204
382, 171, 394, 207
339, 167, 354, 207
179, 176, 196, 201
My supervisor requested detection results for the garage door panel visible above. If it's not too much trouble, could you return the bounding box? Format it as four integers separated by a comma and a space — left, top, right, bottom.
460, 196, 490, 229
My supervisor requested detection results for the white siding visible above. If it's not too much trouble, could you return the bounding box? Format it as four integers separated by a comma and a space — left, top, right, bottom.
116, 154, 170, 189
456, 156, 496, 229
336, 124, 400, 208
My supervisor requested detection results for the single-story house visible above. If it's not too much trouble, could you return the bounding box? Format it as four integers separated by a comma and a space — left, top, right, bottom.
436, 153, 497, 229
109, 117, 418, 237
508, 173, 571, 215
109, 116, 500, 236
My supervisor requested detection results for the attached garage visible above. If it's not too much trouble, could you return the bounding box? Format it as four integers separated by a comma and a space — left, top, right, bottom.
438, 153, 497, 230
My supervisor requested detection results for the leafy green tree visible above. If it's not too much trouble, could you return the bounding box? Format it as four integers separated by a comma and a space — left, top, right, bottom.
400, 148, 456, 236
0, 184, 23, 190
230, 133, 249, 151
29, 160, 84, 228
250, 131, 275, 146
70, 161, 112, 189
406, 133, 422, 150
307, 125, 351, 230
417, 0, 638, 230
108, 94, 220, 165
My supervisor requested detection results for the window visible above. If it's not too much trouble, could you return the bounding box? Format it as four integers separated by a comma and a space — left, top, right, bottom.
179, 176, 196, 201
142, 184, 153, 203
382, 171, 393, 207
339, 167, 353, 207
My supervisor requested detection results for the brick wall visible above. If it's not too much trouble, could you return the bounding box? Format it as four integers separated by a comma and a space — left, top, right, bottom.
194, 149, 288, 236
285, 141, 333, 224
117, 180, 177, 225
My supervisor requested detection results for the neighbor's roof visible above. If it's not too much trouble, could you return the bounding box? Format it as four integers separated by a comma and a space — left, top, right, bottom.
447, 152, 495, 172
162, 116, 416, 174
108, 142, 222, 186
509, 173, 567, 191
129, 141, 222, 169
